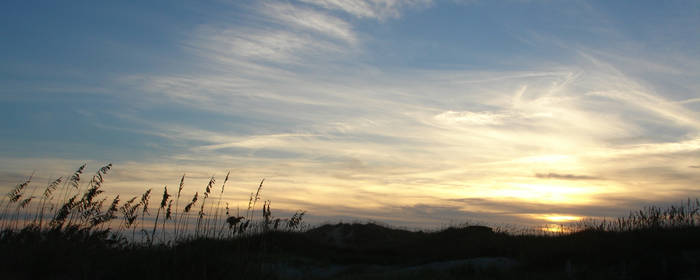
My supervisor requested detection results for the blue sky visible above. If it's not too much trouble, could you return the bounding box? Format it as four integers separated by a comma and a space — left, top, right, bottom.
2, 0, 700, 228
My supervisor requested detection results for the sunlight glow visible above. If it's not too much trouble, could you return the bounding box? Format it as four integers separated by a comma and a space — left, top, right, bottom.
541, 215, 582, 222
489, 183, 598, 204
517, 154, 574, 164
540, 224, 574, 233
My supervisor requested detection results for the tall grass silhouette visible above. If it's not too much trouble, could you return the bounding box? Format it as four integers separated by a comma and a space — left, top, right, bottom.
0, 163, 306, 245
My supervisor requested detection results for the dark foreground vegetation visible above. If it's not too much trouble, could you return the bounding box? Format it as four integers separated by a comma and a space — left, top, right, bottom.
2, 164, 700, 279
2, 221, 700, 279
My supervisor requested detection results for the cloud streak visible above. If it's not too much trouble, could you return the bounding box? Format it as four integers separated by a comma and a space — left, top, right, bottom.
299, 0, 433, 20
262, 2, 357, 44
535, 173, 601, 181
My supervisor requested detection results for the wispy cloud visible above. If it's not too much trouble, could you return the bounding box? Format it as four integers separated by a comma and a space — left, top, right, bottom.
188, 27, 344, 65
535, 173, 600, 181
434, 111, 510, 126
298, 0, 433, 20
580, 53, 700, 130
589, 138, 700, 158
195, 133, 319, 151
262, 2, 357, 44
174, 2, 367, 71
677, 98, 700, 105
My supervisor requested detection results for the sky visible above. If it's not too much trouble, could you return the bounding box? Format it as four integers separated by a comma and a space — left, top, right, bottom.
1, 0, 700, 229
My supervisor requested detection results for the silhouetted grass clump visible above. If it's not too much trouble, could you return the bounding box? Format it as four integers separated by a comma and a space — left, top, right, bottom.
572, 199, 700, 232
0, 163, 306, 245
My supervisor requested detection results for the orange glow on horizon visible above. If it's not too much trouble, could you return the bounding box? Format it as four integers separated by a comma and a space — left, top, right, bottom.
540, 224, 575, 233
541, 215, 582, 222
